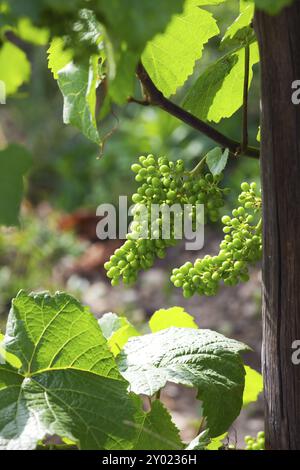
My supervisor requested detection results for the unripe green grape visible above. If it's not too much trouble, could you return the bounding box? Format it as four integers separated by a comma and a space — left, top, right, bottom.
244, 431, 265, 450
171, 182, 262, 297
106, 154, 228, 286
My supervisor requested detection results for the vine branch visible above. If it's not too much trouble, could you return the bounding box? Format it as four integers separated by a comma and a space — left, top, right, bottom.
128, 62, 260, 159
242, 45, 250, 153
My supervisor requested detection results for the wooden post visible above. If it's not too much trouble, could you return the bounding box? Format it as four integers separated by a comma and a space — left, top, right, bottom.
255, 1, 300, 449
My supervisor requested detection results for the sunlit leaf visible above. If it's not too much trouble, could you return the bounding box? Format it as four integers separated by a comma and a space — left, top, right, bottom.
149, 306, 198, 332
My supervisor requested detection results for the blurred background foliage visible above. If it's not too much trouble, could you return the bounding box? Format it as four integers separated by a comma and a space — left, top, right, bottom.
0, 0, 260, 317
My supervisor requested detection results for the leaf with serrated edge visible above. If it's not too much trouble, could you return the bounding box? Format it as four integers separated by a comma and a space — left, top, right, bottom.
221, 1, 254, 49
183, 42, 259, 123
118, 327, 248, 437
0, 292, 145, 450
5, 291, 119, 377
142, 2, 219, 97
134, 401, 183, 450
47, 38, 73, 80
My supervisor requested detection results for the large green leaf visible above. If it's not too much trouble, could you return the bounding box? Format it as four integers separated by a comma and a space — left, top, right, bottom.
0, 42, 30, 96
0, 291, 143, 450
97, 0, 184, 103
0, 364, 140, 450
118, 327, 249, 437
57, 56, 101, 144
183, 42, 259, 123
134, 401, 183, 450
142, 1, 219, 97
0, 144, 32, 226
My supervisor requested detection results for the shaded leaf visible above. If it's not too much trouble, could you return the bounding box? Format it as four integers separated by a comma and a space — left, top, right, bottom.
57, 56, 101, 144
206, 147, 229, 176
186, 430, 210, 450
0, 144, 32, 226
98, 313, 125, 339
254, 0, 294, 14
183, 42, 259, 123
97, 0, 185, 103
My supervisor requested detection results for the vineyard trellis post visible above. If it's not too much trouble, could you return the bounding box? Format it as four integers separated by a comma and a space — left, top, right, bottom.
255, 1, 300, 450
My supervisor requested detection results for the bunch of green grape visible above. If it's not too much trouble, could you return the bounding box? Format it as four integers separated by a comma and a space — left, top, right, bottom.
244, 431, 265, 450
171, 182, 262, 298
104, 154, 228, 286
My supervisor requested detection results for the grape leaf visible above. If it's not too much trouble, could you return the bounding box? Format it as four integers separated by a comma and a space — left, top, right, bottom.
134, 401, 183, 450
0, 42, 30, 95
17, 18, 49, 45
0, 364, 140, 450
243, 365, 263, 407
206, 147, 229, 176
142, 2, 219, 97
0, 291, 143, 450
183, 42, 259, 123
0, 144, 32, 226
149, 306, 198, 332
221, 1, 255, 49
57, 56, 101, 144
108, 325, 140, 356
96, 0, 184, 103
118, 327, 249, 437
99, 313, 140, 356
47, 38, 74, 79
4, 291, 119, 377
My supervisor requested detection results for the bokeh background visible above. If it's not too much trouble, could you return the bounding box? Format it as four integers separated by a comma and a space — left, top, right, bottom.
0, 1, 262, 446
